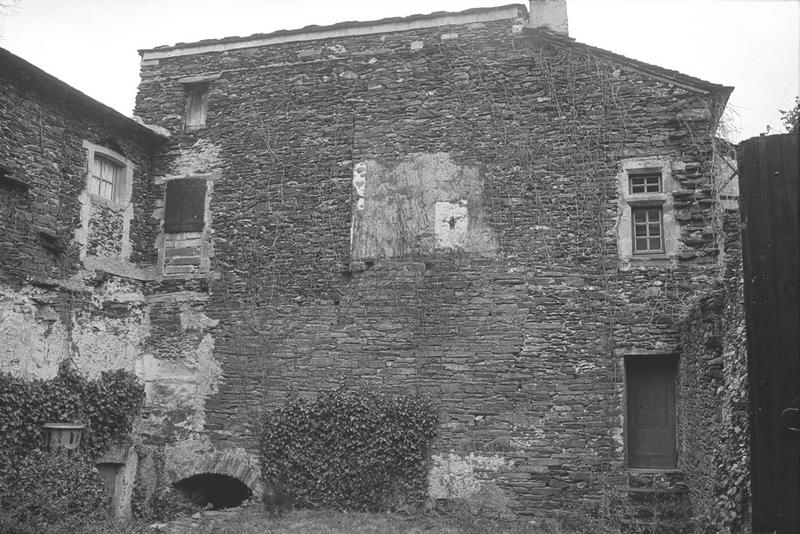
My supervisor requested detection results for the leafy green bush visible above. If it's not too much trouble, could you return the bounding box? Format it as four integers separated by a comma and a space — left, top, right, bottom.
0, 361, 145, 457
260, 388, 437, 512
0, 449, 110, 531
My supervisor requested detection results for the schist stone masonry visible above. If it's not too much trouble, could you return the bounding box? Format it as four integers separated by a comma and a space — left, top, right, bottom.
1, 1, 749, 528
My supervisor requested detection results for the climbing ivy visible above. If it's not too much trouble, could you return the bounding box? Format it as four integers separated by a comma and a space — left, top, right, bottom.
0, 360, 145, 458
260, 387, 437, 512
0, 449, 110, 532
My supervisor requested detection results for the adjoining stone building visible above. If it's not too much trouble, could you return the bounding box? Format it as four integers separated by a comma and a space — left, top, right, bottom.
1, 0, 748, 526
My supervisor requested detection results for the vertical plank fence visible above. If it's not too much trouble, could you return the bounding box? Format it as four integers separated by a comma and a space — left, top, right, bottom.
739, 133, 799, 534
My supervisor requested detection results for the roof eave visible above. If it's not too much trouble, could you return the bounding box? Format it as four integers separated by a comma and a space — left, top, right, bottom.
521, 27, 733, 96
0, 47, 169, 141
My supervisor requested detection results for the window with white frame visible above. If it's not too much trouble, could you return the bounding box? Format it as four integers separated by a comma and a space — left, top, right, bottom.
617, 160, 677, 262
629, 171, 662, 194
632, 206, 664, 254
90, 155, 122, 201
83, 141, 133, 206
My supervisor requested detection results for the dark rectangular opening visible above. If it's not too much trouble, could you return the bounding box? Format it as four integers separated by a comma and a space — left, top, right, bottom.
626, 354, 678, 469
164, 179, 206, 233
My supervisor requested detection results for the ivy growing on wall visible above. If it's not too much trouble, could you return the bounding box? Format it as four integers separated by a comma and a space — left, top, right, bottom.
0, 449, 110, 532
0, 361, 145, 458
260, 387, 437, 512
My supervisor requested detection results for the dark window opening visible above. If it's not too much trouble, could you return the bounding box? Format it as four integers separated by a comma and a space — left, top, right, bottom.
173, 473, 252, 509
626, 355, 678, 469
164, 178, 206, 233
0, 164, 29, 192
96, 463, 120, 499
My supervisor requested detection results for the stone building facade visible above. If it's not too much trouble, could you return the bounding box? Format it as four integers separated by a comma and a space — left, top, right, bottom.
1, 0, 746, 526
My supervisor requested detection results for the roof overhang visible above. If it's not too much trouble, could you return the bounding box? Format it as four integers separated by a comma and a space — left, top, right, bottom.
140, 4, 527, 61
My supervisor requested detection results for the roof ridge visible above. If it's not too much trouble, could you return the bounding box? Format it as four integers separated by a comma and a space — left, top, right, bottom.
139, 4, 527, 55
521, 27, 733, 95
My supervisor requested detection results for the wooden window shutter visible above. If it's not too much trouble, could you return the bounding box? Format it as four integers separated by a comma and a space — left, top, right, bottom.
164, 179, 206, 233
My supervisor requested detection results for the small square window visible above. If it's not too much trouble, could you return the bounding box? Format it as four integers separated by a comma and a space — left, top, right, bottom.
184, 83, 209, 129
632, 207, 663, 254
629, 172, 662, 194
90, 156, 122, 201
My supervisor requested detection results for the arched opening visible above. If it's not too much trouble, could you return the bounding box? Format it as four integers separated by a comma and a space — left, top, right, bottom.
172, 473, 252, 509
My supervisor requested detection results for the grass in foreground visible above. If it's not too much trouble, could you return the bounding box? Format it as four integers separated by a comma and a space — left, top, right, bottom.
1, 506, 620, 534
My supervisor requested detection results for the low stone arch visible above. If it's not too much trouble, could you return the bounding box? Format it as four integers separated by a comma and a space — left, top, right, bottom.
164, 438, 262, 498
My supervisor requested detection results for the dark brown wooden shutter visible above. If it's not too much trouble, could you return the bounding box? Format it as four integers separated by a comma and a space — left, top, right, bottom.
627, 355, 677, 469
739, 134, 800, 533
164, 179, 206, 233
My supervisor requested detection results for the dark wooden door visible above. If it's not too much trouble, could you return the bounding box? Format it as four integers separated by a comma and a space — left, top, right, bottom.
739, 133, 800, 534
627, 356, 677, 469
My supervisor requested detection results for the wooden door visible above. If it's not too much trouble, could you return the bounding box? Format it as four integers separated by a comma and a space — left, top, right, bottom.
739, 133, 800, 534
627, 355, 677, 469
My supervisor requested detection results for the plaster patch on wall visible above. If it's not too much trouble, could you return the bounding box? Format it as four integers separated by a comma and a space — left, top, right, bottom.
179, 306, 219, 332
137, 333, 221, 433
164, 138, 222, 179
434, 200, 469, 249
71, 313, 149, 378
0, 286, 69, 379
428, 452, 506, 499
352, 161, 367, 211
351, 152, 497, 259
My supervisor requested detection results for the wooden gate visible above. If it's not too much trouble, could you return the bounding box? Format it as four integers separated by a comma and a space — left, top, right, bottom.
739, 133, 799, 534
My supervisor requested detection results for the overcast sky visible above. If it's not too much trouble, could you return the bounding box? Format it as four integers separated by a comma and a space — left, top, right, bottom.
1, 0, 798, 142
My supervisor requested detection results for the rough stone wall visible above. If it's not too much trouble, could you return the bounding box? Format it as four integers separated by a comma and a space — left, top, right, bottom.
0, 60, 253, 516
679, 211, 750, 532
0, 64, 166, 381
133, 13, 731, 518
0, 73, 162, 283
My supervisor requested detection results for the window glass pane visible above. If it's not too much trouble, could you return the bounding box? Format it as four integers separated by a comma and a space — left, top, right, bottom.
629, 172, 662, 194
632, 206, 664, 253
91, 156, 121, 201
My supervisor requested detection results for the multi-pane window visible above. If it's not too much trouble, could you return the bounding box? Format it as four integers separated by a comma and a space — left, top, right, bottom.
629, 172, 662, 194
90, 156, 121, 201
632, 207, 664, 254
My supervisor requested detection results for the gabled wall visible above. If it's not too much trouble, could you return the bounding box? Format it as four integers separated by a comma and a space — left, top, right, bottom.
132, 9, 732, 520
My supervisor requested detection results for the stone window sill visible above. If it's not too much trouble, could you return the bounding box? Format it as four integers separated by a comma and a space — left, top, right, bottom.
625, 468, 682, 475
88, 193, 127, 212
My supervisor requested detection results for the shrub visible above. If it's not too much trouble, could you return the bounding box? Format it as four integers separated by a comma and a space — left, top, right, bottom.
0, 361, 145, 457
260, 387, 437, 512
0, 449, 110, 531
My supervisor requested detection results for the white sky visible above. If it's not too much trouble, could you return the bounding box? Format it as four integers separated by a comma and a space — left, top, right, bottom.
1, 0, 798, 142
